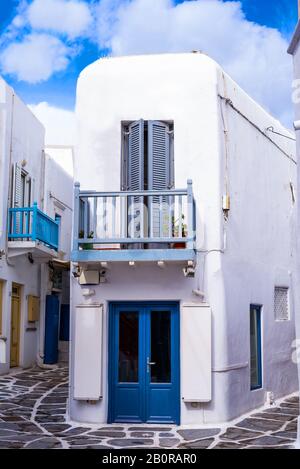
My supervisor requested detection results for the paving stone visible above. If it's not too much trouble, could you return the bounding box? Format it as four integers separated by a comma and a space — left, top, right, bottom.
280, 403, 299, 409
220, 427, 263, 441
0, 440, 24, 449
159, 438, 180, 448
130, 431, 154, 438
179, 438, 215, 449
42, 397, 67, 404
0, 416, 28, 422
128, 426, 171, 432
106, 438, 154, 447
60, 427, 89, 437
0, 403, 18, 410
43, 424, 71, 434
252, 412, 295, 422
285, 396, 299, 404
177, 428, 220, 441
285, 421, 298, 432
271, 431, 297, 440
96, 426, 125, 431
89, 430, 126, 438
247, 445, 294, 450
35, 415, 65, 423
213, 441, 245, 449
236, 418, 283, 432
69, 438, 105, 446
0, 433, 45, 442
245, 436, 293, 447
0, 365, 297, 450
264, 407, 299, 416
71, 445, 110, 449
25, 437, 63, 449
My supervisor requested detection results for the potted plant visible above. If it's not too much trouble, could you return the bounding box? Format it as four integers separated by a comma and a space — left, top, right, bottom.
79, 230, 94, 250
172, 215, 187, 249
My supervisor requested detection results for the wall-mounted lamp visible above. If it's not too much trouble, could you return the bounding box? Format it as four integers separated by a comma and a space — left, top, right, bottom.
293, 121, 300, 131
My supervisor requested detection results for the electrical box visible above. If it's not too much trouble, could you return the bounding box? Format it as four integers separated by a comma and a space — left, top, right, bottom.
28, 295, 40, 322
79, 271, 100, 285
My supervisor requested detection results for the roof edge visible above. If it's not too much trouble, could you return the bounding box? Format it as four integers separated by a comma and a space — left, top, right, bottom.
288, 20, 300, 54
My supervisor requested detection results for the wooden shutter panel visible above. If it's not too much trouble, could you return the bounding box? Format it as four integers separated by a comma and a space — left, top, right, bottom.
148, 121, 170, 191
12, 163, 23, 235
128, 120, 144, 191
127, 120, 144, 241
12, 163, 23, 208
148, 121, 171, 238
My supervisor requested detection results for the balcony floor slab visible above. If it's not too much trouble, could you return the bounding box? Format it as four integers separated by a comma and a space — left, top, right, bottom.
8, 241, 59, 261
71, 249, 196, 263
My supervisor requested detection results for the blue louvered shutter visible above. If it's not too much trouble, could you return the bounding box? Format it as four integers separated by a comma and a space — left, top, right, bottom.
148, 121, 170, 191
12, 163, 23, 235
148, 121, 171, 238
128, 120, 144, 191
127, 120, 144, 240
13, 163, 23, 208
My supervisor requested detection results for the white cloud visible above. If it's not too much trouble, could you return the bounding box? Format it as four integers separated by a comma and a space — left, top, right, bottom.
28, 0, 92, 40
0, 33, 73, 84
29, 101, 76, 147
94, 0, 293, 125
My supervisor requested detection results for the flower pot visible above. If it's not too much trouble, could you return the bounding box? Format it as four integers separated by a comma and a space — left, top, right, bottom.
172, 242, 186, 249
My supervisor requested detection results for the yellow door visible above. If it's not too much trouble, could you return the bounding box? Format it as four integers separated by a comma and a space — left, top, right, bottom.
10, 284, 21, 368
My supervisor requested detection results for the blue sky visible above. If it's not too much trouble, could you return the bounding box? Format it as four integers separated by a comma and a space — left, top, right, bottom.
0, 0, 298, 136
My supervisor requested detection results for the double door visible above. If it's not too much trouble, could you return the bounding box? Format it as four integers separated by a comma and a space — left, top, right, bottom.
108, 302, 180, 424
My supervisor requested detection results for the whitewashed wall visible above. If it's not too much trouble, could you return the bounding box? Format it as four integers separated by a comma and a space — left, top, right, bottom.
0, 77, 45, 373
0, 78, 74, 375
44, 147, 74, 259
288, 24, 300, 433
71, 53, 297, 424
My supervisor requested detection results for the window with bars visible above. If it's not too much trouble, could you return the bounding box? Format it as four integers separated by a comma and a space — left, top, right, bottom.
274, 287, 289, 321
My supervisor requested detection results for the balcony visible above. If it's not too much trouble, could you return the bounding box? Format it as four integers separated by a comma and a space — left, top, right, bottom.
72, 180, 196, 263
8, 202, 60, 260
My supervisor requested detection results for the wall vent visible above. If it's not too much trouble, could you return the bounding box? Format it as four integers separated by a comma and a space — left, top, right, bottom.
274, 287, 289, 321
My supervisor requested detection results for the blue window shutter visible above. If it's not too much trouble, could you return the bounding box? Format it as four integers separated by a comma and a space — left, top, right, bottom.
148, 121, 171, 238
12, 163, 23, 235
148, 121, 170, 191
13, 163, 23, 208
127, 120, 144, 240
128, 120, 144, 191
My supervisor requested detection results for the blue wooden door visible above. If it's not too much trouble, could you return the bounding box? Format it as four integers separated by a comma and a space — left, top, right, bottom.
44, 295, 60, 364
108, 302, 180, 424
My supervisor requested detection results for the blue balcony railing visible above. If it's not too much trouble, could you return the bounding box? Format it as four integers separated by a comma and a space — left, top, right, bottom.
72, 180, 196, 262
8, 202, 59, 251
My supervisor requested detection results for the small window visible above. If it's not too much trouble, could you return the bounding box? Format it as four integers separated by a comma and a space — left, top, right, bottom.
250, 305, 262, 391
274, 287, 289, 321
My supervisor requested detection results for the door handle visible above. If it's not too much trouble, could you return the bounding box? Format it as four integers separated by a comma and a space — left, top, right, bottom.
147, 357, 156, 373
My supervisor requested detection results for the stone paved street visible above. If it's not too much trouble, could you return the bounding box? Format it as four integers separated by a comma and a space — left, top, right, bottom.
0, 366, 298, 449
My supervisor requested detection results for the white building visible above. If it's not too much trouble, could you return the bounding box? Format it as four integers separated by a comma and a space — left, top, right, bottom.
0, 77, 73, 374
70, 53, 298, 425
288, 7, 300, 445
